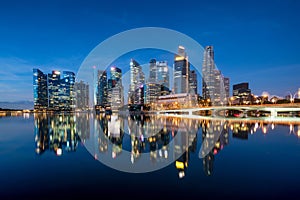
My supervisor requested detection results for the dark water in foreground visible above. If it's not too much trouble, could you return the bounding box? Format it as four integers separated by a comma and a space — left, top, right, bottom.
1, 113, 300, 199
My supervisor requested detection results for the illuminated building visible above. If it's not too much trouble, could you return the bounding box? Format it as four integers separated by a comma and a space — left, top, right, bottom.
232, 82, 252, 104
189, 70, 197, 94
157, 61, 170, 93
202, 46, 228, 105
145, 60, 170, 105
107, 67, 124, 111
33, 68, 48, 110
149, 58, 157, 83
48, 70, 61, 110
223, 77, 230, 104
174, 46, 189, 94
96, 70, 107, 108
157, 93, 198, 109
129, 59, 145, 105
60, 71, 76, 110
202, 46, 215, 101
74, 80, 89, 111
144, 82, 160, 105
46, 70, 76, 111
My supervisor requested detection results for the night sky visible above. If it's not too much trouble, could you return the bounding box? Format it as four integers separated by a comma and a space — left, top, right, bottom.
0, 0, 300, 102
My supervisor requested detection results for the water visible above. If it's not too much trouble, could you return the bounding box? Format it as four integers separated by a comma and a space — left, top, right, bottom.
1, 113, 300, 199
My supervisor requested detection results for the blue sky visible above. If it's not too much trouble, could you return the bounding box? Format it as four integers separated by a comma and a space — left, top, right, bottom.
0, 0, 300, 101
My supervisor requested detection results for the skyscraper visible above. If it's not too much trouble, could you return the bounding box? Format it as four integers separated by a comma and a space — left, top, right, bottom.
108, 66, 124, 111
145, 60, 170, 105
149, 59, 157, 83
202, 46, 227, 106
157, 61, 170, 95
189, 70, 197, 94
75, 80, 89, 111
33, 68, 48, 110
34, 69, 76, 111
223, 77, 230, 104
48, 70, 61, 110
174, 46, 189, 94
129, 59, 145, 105
202, 46, 215, 101
60, 71, 75, 110
96, 70, 107, 107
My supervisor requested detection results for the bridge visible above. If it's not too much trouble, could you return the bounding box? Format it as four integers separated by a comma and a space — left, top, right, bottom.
155, 104, 300, 118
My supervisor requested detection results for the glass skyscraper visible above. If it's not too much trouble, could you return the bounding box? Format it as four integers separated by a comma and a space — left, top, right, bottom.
202, 46, 215, 101
33, 69, 76, 111
129, 59, 145, 105
108, 67, 123, 111
48, 71, 61, 110
145, 60, 170, 105
33, 68, 48, 110
96, 70, 108, 107
60, 71, 76, 110
157, 61, 170, 94
174, 46, 189, 94
189, 70, 197, 95
75, 80, 89, 111
202, 46, 229, 105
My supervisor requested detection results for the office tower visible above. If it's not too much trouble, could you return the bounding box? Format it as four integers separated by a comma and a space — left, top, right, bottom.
223, 77, 230, 104
144, 82, 160, 104
145, 60, 170, 105
189, 70, 197, 94
174, 46, 189, 94
60, 71, 76, 110
75, 80, 89, 111
129, 59, 145, 105
202, 46, 215, 101
149, 59, 157, 83
157, 61, 170, 95
48, 70, 61, 110
202, 46, 228, 106
33, 68, 48, 110
233, 82, 252, 104
33, 69, 76, 111
108, 67, 124, 111
214, 69, 221, 104
96, 70, 107, 107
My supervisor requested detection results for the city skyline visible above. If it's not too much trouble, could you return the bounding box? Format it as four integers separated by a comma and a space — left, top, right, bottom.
1, 0, 300, 102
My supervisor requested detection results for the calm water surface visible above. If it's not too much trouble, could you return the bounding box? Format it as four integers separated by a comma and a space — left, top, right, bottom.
1, 113, 300, 199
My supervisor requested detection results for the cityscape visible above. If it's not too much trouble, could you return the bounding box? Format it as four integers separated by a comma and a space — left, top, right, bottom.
32, 45, 300, 117
1, 0, 300, 199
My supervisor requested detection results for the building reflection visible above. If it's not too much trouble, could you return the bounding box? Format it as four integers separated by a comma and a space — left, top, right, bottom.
34, 112, 300, 177
202, 120, 229, 176
34, 113, 83, 155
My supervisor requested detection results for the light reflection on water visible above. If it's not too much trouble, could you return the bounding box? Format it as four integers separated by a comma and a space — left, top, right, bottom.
1, 113, 300, 198
33, 113, 300, 177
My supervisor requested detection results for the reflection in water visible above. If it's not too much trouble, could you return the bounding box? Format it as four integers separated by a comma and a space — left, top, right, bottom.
34, 113, 300, 177
34, 113, 87, 155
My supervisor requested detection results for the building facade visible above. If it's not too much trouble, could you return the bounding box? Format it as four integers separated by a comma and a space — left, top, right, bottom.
232, 82, 252, 104
75, 80, 89, 111
108, 67, 124, 111
33, 68, 48, 110
202, 46, 228, 106
129, 59, 145, 105
33, 69, 76, 111
189, 70, 197, 94
96, 70, 108, 107
174, 46, 189, 94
